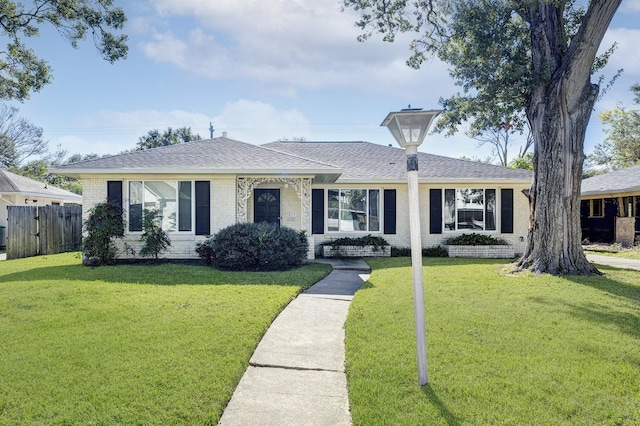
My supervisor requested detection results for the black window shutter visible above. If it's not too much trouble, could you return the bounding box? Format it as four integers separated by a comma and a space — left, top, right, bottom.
311, 189, 324, 234
195, 181, 210, 235
383, 189, 396, 234
107, 181, 122, 209
501, 188, 514, 234
430, 189, 442, 234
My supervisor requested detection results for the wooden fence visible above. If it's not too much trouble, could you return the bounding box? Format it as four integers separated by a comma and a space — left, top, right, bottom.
6, 205, 83, 260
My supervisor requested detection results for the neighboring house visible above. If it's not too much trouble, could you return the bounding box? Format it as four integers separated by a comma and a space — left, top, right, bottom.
0, 169, 82, 249
580, 164, 640, 245
49, 137, 533, 259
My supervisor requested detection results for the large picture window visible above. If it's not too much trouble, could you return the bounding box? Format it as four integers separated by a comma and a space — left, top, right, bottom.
327, 189, 380, 232
128, 181, 192, 232
444, 188, 497, 231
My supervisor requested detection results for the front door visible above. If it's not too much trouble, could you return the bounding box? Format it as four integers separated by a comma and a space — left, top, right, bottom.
254, 189, 281, 225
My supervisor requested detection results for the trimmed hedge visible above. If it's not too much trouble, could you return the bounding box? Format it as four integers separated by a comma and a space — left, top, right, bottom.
444, 233, 508, 246
322, 235, 389, 249
196, 223, 308, 271
391, 246, 449, 257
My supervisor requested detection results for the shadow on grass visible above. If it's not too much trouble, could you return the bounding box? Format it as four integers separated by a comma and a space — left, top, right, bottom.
422, 384, 461, 426
0, 262, 332, 287
564, 266, 640, 302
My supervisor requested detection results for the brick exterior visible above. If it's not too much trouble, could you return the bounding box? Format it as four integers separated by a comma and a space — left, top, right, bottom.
81, 177, 530, 261
446, 245, 515, 259
322, 245, 391, 258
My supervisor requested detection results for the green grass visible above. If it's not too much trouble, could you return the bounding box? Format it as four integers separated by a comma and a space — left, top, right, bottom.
346, 258, 640, 425
0, 252, 331, 425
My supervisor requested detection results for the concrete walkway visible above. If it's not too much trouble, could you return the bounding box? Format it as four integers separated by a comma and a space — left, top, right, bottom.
218, 258, 370, 426
586, 254, 640, 271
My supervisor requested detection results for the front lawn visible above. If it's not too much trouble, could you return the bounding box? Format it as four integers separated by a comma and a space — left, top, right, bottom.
0, 253, 331, 424
346, 258, 640, 425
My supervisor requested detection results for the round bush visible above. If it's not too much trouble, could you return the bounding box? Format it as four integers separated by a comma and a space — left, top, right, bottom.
196, 223, 308, 271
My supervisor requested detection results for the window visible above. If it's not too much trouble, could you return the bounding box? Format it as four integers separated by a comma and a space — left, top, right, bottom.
444, 188, 497, 231
590, 198, 604, 218
128, 181, 192, 232
621, 196, 635, 217
327, 189, 380, 232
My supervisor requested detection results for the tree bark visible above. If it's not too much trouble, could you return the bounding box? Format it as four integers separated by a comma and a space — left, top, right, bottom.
515, 1, 621, 275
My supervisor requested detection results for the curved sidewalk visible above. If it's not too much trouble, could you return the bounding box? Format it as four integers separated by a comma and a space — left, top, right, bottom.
218, 258, 370, 426
586, 254, 640, 271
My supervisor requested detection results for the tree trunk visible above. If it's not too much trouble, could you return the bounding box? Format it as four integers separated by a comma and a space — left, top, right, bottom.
516, 76, 600, 275
515, 1, 621, 275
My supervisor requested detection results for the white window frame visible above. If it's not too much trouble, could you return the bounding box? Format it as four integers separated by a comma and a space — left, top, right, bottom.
443, 188, 498, 232
326, 188, 381, 233
126, 180, 195, 234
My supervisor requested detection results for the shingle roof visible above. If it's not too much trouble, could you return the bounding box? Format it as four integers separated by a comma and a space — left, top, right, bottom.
581, 164, 640, 196
49, 137, 342, 179
0, 169, 82, 201
264, 141, 533, 183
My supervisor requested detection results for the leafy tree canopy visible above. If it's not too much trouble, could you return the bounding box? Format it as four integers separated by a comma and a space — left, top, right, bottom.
344, 0, 614, 157
588, 83, 640, 172
135, 127, 202, 151
0, 0, 128, 101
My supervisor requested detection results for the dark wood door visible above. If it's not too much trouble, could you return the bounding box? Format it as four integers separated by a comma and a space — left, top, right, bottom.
254, 189, 280, 225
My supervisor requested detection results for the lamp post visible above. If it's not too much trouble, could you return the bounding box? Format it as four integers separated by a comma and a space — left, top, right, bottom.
382, 107, 442, 386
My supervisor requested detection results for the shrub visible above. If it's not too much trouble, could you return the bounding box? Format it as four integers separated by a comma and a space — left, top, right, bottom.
82, 202, 125, 265
196, 223, 308, 271
139, 209, 171, 262
195, 238, 214, 266
444, 233, 508, 246
322, 235, 389, 250
391, 246, 449, 257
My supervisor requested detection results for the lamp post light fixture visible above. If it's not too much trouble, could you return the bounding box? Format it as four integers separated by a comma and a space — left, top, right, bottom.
382, 107, 442, 386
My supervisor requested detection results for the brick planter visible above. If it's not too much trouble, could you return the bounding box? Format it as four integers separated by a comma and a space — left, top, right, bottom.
446, 245, 515, 259
322, 245, 390, 258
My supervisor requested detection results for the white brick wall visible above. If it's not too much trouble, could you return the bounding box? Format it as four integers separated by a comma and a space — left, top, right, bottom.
312, 183, 530, 256
81, 177, 531, 261
446, 245, 516, 258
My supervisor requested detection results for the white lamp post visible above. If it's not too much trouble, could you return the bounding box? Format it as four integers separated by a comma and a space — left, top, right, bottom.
382, 107, 442, 386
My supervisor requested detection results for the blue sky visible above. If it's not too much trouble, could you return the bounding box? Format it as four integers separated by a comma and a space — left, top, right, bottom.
8, 0, 640, 163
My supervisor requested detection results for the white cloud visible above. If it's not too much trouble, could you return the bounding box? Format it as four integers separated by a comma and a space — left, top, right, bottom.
621, 0, 640, 13
212, 100, 310, 143
137, 0, 455, 100
602, 28, 640, 75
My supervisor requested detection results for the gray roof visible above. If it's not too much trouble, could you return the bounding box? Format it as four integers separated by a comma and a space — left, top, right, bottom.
50, 137, 342, 181
581, 164, 640, 196
264, 141, 533, 183
49, 137, 532, 184
0, 169, 82, 202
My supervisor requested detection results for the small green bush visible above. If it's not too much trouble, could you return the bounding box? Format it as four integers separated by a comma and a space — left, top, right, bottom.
195, 238, 214, 266
322, 235, 389, 249
391, 246, 449, 257
82, 202, 125, 265
196, 223, 308, 271
139, 209, 171, 262
444, 233, 508, 246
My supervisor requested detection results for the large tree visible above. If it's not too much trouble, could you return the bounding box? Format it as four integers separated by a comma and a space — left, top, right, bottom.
0, 103, 46, 167
0, 0, 128, 101
135, 127, 202, 151
343, 0, 621, 274
588, 83, 640, 172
